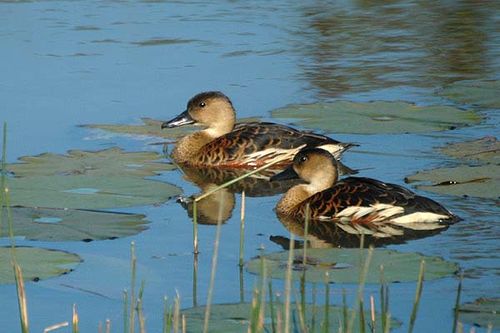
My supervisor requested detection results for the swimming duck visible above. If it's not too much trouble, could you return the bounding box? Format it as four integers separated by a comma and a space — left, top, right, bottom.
161, 91, 354, 168
271, 148, 459, 238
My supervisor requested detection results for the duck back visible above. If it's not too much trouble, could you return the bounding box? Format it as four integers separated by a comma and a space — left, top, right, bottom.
298, 177, 459, 226
196, 122, 350, 167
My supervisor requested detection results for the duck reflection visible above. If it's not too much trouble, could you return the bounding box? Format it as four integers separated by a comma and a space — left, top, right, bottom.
176, 165, 302, 225
175, 162, 357, 225
271, 214, 447, 249
270, 148, 458, 248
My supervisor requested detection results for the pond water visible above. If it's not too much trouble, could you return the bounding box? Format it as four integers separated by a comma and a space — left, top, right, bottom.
1, 1, 499, 332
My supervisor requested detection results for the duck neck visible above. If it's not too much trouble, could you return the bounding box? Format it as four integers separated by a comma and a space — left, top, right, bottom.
171, 131, 214, 163
276, 169, 337, 216
276, 184, 316, 215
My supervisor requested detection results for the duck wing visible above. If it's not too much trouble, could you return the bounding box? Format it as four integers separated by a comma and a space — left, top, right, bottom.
201, 122, 352, 167
301, 177, 458, 237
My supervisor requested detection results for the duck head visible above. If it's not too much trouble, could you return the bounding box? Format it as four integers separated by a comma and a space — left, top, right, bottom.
271, 148, 339, 192
161, 91, 236, 137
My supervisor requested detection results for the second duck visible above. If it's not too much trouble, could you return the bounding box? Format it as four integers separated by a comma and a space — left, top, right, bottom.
271, 148, 460, 238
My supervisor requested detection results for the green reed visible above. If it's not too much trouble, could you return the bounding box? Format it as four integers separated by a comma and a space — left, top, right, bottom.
202, 190, 225, 333
284, 232, 295, 333
3, 123, 29, 333
408, 260, 425, 333
239, 191, 246, 267
452, 273, 463, 333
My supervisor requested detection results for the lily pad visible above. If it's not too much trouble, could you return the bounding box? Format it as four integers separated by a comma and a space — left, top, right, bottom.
439, 137, 499, 163
8, 147, 175, 177
457, 297, 500, 328
271, 101, 480, 134
182, 302, 400, 333
0, 247, 81, 284
246, 248, 458, 284
1, 207, 148, 242
82, 117, 261, 140
439, 80, 500, 109
7, 175, 181, 210
406, 164, 500, 199
6, 148, 182, 209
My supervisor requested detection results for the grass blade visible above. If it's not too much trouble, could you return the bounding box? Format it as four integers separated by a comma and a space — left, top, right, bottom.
192, 200, 199, 254
137, 280, 146, 333
370, 295, 375, 333
452, 273, 463, 333
193, 253, 198, 307
203, 191, 225, 333
239, 191, 246, 267
408, 260, 425, 333
72, 304, 79, 333
359, 297, 366, 333
347, 246, 373, 333
123, 290, 129, 333
268, 281, 276, 333
322, 272, 330, 333
129, 242, 137, 333
13, 262, 29, 333
284, 233, 295, 333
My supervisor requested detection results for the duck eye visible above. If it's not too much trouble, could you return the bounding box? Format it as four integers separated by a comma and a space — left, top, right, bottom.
299, 156, 307, 163
199, 102, 206, 108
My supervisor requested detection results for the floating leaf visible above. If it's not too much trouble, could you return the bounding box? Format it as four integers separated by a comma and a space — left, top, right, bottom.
439, 137, 499, 164
8, 175, 180, 209
8, 147, 175, 177
439, 80, 500, 109
246, 248, 457, 283
1, 207, 148, 242
458, 297, 500, 328
271, 101, 480, 134
0, 247, 81, 284
406, 164, 500, 199
6, 148, 182, 209
82, 117, 261, 140
182, 302, 400, 333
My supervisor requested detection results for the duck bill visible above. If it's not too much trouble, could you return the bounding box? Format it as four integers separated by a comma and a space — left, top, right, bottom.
270, 166, 299, 182
161, 110, 195, 129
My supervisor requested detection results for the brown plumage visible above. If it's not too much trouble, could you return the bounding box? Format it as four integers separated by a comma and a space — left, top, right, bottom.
271, 148, 460, 238
161, 91, 354, 168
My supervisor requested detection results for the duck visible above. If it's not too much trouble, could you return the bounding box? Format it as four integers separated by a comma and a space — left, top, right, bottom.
270, 148, 460, 238
161, 91, 355, 168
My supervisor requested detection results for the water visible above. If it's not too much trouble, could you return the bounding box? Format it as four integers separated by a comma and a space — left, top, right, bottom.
1, 1, 499, 332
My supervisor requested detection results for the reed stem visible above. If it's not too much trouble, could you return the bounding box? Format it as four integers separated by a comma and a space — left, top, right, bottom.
239, 191, 246, 267
452, 273, 463, 333
202, 191, 225, 333
72, 304, 79, 333
322, 272, 330, 333
284, 233, 295, 333
408, 260, 425, 333
192, 201, 199, 254
268, 281, 276, 333
129, 242, 137, 333
347, 246, 374, 333
123, 290, 129, 333
13, 262, 29, 333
